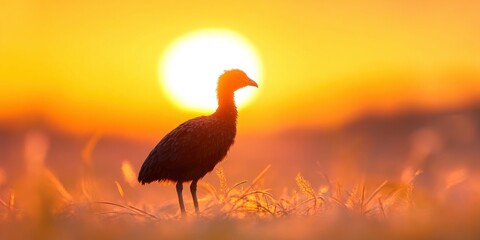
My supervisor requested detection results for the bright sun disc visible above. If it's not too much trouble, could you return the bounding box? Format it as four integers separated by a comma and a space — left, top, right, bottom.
160, 29, 262, 112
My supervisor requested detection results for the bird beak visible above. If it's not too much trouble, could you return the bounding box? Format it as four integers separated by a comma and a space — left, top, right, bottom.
247, 78, 258, 88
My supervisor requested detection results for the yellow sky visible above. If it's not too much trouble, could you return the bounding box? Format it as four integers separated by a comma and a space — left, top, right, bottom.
1, 0, 480, 138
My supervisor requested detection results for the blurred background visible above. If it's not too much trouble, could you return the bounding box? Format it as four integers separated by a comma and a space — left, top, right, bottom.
1, 0, 480, 212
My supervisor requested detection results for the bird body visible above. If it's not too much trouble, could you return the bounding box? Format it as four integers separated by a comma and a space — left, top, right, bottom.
138, 69, 257, 216
138, 113, 236, 183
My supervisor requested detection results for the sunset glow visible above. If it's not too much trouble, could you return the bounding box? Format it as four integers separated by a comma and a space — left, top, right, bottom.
2, 1, 480, 238
0, 1, 479, 137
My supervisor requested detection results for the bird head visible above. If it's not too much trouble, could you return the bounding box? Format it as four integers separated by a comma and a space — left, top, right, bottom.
217, 69, 258, 93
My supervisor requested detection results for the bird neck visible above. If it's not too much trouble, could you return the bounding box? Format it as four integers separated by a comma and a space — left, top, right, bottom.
214, 91, 238, 120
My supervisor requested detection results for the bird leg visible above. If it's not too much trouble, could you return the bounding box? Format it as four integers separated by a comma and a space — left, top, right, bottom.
190, 179, 199, 215
176, 182, 186, 216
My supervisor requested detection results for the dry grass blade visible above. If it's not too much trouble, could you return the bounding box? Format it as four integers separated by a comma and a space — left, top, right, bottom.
234, 199, 275, 215
0, 198, 8, 209
44, 169, 73, 202
361, 184, 366, 207
365, 180, 388, 207
226, 181, 247, 195
94, 211, 144, 217
9, 192, 14, 211
127, 205, 159, 220
115, 181, 125, 200
93, 201, 158, 219
94, 201, 131, 210
233, 190, 274, 199
81, 133, 101, 166
228, 190, 274, 215
228, 165, 271, 212
243, 165, 271, 194
378, 198, 387, 219
199, 182, 218, 200
330, 196, 348, 208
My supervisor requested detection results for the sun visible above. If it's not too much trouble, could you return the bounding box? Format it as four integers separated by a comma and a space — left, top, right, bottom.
160, 29, 262, 112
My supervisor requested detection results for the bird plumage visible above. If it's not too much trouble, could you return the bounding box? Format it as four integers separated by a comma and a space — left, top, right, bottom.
138, 114, 236, 183
138, 69, 257, 216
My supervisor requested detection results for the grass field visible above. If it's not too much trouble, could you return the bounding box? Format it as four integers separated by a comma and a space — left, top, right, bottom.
2, 148, 480, 240
2, 113, 480, 239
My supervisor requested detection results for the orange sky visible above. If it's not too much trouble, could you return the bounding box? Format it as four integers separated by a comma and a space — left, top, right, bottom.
1, 0, 480, 139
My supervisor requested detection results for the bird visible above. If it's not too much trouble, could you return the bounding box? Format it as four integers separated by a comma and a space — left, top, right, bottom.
138, 69, 258, 216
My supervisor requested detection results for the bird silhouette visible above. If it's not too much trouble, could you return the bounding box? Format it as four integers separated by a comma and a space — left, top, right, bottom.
138, 69, 258, 216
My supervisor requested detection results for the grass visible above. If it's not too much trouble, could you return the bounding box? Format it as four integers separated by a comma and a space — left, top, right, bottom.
3, 162, 478, 240
81, 165, 412, 221
1, 134, 480, 239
